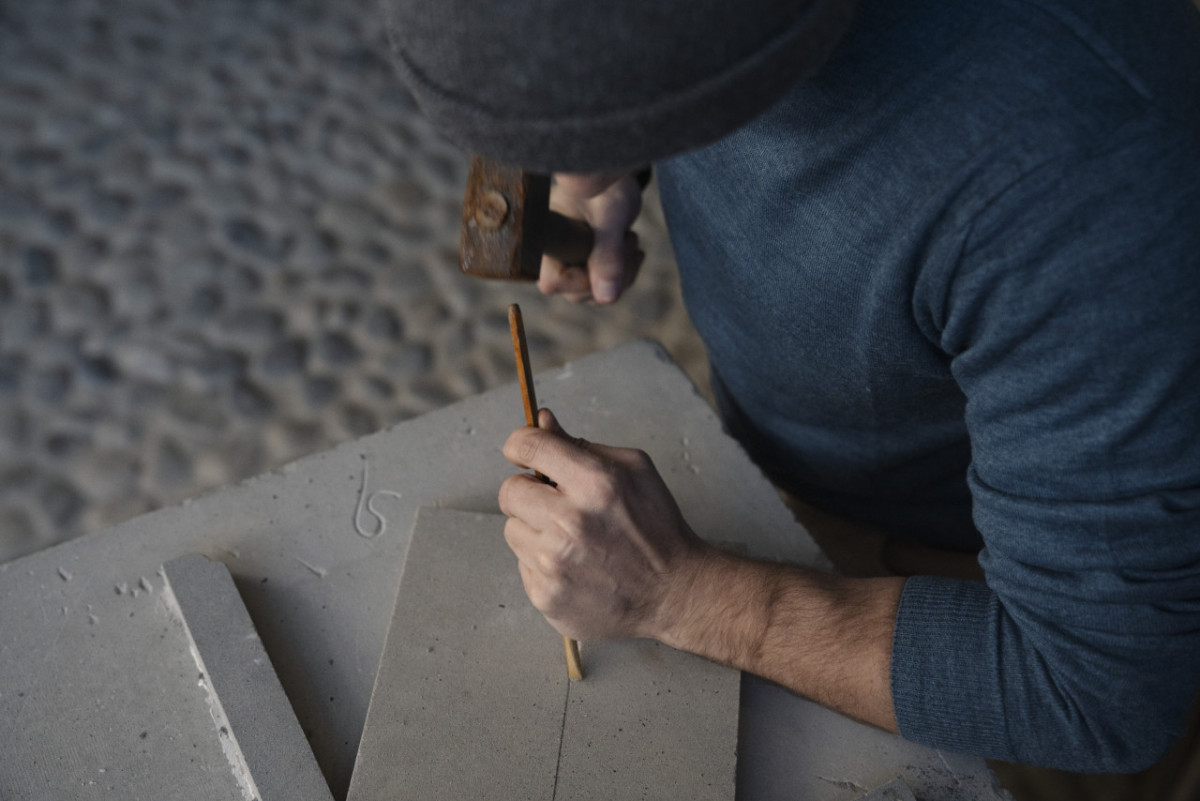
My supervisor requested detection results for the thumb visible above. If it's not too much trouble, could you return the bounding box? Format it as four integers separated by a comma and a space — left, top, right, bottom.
536, 407, 566, 436
587, 229, 628, 305
536, 408, 644, 471
536, 408, 599, 455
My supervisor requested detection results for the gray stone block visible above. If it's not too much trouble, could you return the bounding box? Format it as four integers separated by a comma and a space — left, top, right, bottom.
347, 508, 738, 801
162, 553, 333, 801
855, 778, 919, 801
346, 508, 566, 801
555, 638, 738, 801
0, 553, 330, 801
738, 676, 1015, 801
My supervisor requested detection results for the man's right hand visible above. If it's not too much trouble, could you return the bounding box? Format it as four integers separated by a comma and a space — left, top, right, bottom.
540, 172, 646, 305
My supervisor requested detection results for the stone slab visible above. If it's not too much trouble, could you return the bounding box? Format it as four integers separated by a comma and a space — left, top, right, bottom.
855, 778, 919, 801
347, 508, 737, 801
738, 676, 1012, 801
0, 341, 1008, 800
0, 553, 329, 801
161, 553, 333, 801
0, 573, 241, 800
555, 637, 738, 800
346, 508, 566, 801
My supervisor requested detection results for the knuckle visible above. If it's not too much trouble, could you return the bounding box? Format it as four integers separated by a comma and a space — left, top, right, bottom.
525, 582, 550, 613
502, 517, 520, 548
627, 448, 653, 472
497, 477, 517, 513
594, 484, 618, 510
541, 571, 572, 609
551, 515, 590, 567
541, 548, 569, 583
561, 268, 590, 293
588, 254, 622, 280
527, 564, 568, 614
556, 507, 588, 542
512, 430, 543, 468
591, 470, 621, 508
537, 279, 559, 297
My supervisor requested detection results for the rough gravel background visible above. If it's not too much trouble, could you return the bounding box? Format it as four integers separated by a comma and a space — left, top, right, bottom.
0, 0, 708, 563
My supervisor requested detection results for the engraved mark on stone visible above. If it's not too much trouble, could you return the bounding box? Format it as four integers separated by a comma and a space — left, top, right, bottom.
353, 457, 403, 539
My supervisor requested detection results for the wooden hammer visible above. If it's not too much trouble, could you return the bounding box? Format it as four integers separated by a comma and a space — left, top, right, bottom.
459, 155, 594, 280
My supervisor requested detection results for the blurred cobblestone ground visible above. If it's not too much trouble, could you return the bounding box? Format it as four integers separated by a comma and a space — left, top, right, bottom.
0, 0, 707, 562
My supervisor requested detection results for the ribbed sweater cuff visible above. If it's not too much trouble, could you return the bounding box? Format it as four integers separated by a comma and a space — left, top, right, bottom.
891, 575, 1011, 759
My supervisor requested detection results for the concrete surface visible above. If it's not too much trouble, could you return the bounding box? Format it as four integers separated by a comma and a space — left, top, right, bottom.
346, 508, 567, 801
162, 553, 333, 801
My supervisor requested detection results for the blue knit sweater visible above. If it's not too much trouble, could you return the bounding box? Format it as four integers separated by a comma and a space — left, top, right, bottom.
657, 0, 1200, 772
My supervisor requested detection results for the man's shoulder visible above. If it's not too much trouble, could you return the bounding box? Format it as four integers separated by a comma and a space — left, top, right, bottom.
1008, 0, 1200, 119
929, 0, 1198, 141
830, 0, 1200, 147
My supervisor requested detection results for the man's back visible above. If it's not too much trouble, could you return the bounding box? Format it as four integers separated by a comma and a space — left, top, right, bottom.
658, 0, 1200, 544
657, 0, 1200, 771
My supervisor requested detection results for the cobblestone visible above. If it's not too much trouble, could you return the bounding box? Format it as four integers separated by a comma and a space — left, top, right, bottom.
0, 0, 707, 559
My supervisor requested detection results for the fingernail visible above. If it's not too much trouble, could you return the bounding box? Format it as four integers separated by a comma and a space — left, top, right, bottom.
595, 281, 620, 303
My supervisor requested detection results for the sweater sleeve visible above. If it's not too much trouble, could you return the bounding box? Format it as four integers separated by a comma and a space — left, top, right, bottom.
890, 125, 1200, 772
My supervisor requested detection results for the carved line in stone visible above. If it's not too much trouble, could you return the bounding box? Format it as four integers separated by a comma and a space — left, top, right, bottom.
353, 457, 403, 539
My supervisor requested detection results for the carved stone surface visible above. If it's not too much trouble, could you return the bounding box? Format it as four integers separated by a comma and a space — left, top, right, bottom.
555, 637, 738, 801
347, 508, 738, 801
347, 508, 566, 801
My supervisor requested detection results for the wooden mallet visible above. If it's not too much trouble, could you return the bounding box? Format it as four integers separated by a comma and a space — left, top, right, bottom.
461, 156, 594, 280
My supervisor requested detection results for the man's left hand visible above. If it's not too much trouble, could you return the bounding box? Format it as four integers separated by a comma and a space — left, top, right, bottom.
498, 408, 709, 641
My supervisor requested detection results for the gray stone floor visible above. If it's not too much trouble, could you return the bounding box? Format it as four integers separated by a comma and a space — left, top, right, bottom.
0, 0, 706, 562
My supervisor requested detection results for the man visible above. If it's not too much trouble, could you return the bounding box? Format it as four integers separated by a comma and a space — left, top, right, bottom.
384, 0, 1200, 786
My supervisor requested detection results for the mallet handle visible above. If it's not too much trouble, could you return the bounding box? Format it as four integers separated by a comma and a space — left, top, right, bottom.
543, 209, 594, 272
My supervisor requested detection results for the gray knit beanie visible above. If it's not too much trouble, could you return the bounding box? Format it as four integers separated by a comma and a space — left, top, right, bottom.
383, 0, 859, 173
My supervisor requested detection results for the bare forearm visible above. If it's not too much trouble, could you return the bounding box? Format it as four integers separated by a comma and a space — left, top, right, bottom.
654, 546, 904, 732
498, 417, 904, 730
